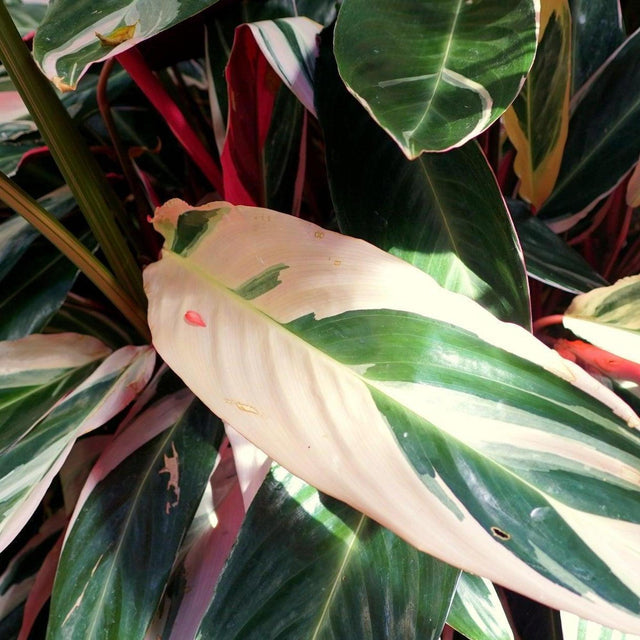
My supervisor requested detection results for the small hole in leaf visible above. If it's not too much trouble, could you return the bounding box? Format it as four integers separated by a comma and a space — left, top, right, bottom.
491, 526, 511, 541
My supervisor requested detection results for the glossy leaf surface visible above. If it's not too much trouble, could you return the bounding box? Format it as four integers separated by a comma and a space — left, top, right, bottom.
334, 0, 537, 156
447, 573, 513, 640
315, 28, 530, 327
145, 199, 640, 632
503, 0, 571, 209
568, 0, 624, 94
33, 0, 222, 89
48, 391, 224, 640
563, 275, 640, 363
539, 30, 640, 227
197, 466, 458, 639
0, 335, 154, 552
509, 201, 608, 293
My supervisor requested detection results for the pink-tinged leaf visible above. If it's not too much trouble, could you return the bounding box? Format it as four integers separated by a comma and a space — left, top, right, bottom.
225, 423, 271, 510
0, 338, 155, 552
18, 533, 65, 640
49, 387, 224, 640
221, 25, 281, 206
0, 90, 29, 123
148, 448, 246, 640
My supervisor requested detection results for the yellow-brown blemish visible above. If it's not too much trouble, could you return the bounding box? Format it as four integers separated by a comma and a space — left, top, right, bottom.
224, 398, 259, 415
96, 23, 137, 46
159, 442, 180, 514
333, 260, 342, 266
314, 231, 324, 239
52, 76, 74, 92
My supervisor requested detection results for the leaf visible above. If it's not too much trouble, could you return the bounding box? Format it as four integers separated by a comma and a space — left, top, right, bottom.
568, 0, 625, 95
196, 466, 459, 639
5, 0, 47, 37
0, 334, 155, 552
501, 589, 563, 640
0, 232, 95, 341
333, 0, 538, 156
48, 389, 224, 640
32, 0, 223, 90
315, 26, 530, 327
447, 573, 514, 640
562, 611, 640, 640
145, 199, 640, 633
502, 0, 571, 209
563, 275, 640, 363
508, 200, 608, 293
627, 160, 640, 208
538, 29, 640, 228
147, 444, 246, 640
248, 18, 322, 117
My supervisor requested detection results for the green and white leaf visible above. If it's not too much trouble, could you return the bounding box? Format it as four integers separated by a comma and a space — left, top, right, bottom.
248, 18, 321, 116
33, 0, 222, 90
48, 390, 224, 640
196, 465, 458, 639
333, 0, 538, 156
447, 573, 514, 640
146, 200, 640, 633
562, 611, 640, 640
563, 275, 640, 363
315, 29, 530, 327
0, 334, 155, 552
6, 0, 47, 37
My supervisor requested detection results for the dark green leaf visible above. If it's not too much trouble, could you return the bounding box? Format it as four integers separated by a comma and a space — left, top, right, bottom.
334, 0, 537, 155
197, 467, 459, 640
315, 26, 530, 327
509, 200, 608, 293
48, 393, 224, 640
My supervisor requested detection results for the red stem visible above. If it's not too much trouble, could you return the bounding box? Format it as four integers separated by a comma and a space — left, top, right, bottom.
117, 48, 224, 195
532, 314, 565, 334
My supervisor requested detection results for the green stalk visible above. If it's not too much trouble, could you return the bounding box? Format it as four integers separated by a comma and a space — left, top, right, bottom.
0, 173, 150, 342
0, 1, 146, 309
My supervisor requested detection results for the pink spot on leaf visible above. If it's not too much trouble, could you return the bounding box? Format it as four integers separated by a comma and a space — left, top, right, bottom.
184, 310, 207, 327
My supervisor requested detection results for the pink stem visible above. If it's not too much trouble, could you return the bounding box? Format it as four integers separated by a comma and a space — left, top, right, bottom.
291, 110, 308, 217
532, 314, 565, 334
117, 48, 224, 195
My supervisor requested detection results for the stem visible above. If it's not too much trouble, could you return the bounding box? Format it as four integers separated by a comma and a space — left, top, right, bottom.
0, 1, 146, 308
117, 48, 224, 194
0, 173, 150, 342
532, 314, 565, 334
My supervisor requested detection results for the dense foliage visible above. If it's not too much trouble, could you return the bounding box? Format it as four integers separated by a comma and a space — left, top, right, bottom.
0, 0, 639, 638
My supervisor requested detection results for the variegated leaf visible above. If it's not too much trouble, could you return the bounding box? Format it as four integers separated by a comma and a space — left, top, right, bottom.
562, 611, 640, 640
502, 0, 571, 209
333, 0, 538, 156
0, 333, 155, 552
248, 18, 321, 117
563, 275, 640, 363
48, 387, 224, 640
447, 573, 514, 640
145, 200, 640, 633
33, 0, 222, 90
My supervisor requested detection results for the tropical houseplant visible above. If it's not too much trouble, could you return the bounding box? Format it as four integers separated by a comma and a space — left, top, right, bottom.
0, 0, 639, 638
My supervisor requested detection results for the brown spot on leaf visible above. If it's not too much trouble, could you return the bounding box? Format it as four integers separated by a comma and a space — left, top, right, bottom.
159, 442, 180, 514
491, 526, 511, 540
96, 23, 137, 47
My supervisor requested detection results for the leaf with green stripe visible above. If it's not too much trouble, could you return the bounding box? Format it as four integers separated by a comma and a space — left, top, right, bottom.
316, 25, 530, 327
562, 611, 640, 640
145, 199, 640, 634
503, 0, 571, 209
0, 334, 155, 552
563, 275, 640, 363
33, 0, 222, 90
333, 0, 538, 156
196, 465, 458, 639
48, 389, 224, 640
447, 573, 513, 640
6, 0, 47, 37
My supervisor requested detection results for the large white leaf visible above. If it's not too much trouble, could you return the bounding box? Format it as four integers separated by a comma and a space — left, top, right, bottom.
145, 200, 640, 633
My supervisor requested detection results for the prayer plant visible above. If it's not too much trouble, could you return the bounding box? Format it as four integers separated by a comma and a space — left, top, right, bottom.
0, 1, 639, 638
